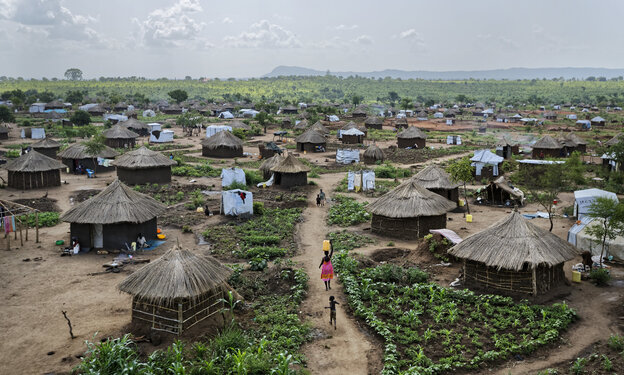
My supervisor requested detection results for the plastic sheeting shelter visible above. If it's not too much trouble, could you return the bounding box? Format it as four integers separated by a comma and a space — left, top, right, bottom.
221, 189, 253, 216
327, 115, 339, 122
206, 125, 232, 138
336, 149, 360, 164
569, 217, 624, 261
221, 167, 246, 187
149, 130, 174, 143
21, 128, 45, 139
142, 110, 156, 117
573, 188, 618, 220
219, 111, 234, 119
447, 135, 462, 145
347, 170, 375, 191
470, 149, 503, 177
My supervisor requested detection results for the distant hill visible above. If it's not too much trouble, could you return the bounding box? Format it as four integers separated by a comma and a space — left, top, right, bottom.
263, 66, 624, 80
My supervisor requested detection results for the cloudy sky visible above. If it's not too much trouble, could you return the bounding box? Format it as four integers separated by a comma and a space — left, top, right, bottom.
0, 0, 622, 79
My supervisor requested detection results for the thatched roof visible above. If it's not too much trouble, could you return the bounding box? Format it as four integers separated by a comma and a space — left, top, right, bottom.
563, 132, 587, 146
367, 177, 456, 218
495, 138, 514, 147
413, 165, 458, 190
201, 130, 243, 150
87, 104, 105, 113
295, 128, 326, 144
120, 118, 149, 130
61, 179, 165, 224
230, 120, 251, 131
395, 117, 408, 126
4, 150, 65, 172
103, 125, 139, 139
259, 154, 285, 174
0, 126, 8, 134
46, 100, 65, 108
533, 135, 562, 149
112, 146, 177, 169
363, 144, 385, 161
294, 119, 309, 130
397, 126, 427, 139
31, 137, 61, 149
448, 211, 579, 271
606, 133, 624, 147
365, 116, 383, 125
271, 154, 310, 173
118, 245, 232, 304
58, 142, 119, 159
491, 176, 523, 199
310, 121, 329, 135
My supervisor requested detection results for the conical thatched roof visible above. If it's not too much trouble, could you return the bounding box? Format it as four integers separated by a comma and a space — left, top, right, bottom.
46, 99, 65, 108
201, 130, 243, 150
120, 118, 148, 131
61, 179, 165, 224
397, 126, 427, 139
365, 116, 383, 126
533, 135, 562, 149
413, 165, 458, 190
363, 144, 385, 161
448, 211, 579, 271
606, 133, 624, 147
31, 137, 61, 149
4, 150, 65, 172
310, 121, 329, 135
271, 154, 310, 173
294, 119, 309, 130
103, 125, 139, 139
342, 121, 364, 131
259, 154, 285, 175
118, 245, 232, 304
87, 104, 105, 113
395, 117, 408, 126
295, 128, 326, 144
58, 142, 119, 159
230, 120, 251, 131
495, 138, 514, 147
367, 177, 456, 218
112, 146, 177, 169
563, 132, 587, 146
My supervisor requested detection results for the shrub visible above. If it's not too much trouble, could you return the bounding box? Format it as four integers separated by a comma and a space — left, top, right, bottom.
607, 334, 624, 351
232, 128, 246, 140
590, 268, 611, 286
327, 194, 370, 226
244, 169, 263, 186
224, 181, 247, 190
70, 110, 91, 126
26, 212, 59, 227
253, 201, 264, 215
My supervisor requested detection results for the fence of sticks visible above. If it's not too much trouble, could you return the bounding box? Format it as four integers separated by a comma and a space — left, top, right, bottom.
0, 199, 41, 250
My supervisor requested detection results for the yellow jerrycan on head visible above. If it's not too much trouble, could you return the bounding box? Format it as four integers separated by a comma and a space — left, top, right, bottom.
322, 240, 331, 252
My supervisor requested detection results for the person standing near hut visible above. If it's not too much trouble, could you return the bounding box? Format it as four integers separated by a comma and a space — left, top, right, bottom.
319, 189, 326, 207
319, 240, 334, 291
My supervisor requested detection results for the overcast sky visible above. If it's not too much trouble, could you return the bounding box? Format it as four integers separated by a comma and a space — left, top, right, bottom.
1, 0, 622, 79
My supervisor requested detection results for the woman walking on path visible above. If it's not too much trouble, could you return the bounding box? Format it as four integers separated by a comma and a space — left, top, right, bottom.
319, 239, 334, 291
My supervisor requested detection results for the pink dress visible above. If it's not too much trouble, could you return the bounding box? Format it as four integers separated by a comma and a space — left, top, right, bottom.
321, 259, 334, 281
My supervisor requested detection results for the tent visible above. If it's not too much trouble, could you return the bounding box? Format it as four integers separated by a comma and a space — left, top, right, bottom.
221, 189, 253, 216
219, 111, 234, 119
142, 109, 156, 117
347, 170, 375, 191
569, 218, 624, 261
446, 135, 462, 145
470, 149, 503, 177
336, 149, 360, 164
221, 167, 246, 187
205, 125, 232, 138
327, 115, 339, 122
573, 188, 618, 220
149, 129, 174, 143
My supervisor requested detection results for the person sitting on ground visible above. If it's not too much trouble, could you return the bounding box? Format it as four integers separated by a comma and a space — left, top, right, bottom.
71, 237, 80, 255
137, 233, 147, 250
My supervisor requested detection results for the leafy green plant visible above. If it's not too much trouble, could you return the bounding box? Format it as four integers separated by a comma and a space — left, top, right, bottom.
607, 334, 624, 351
590, 268, 611, 286
25, 212, 59, 227
327, 195, 370, 226
253, 201, 264, 215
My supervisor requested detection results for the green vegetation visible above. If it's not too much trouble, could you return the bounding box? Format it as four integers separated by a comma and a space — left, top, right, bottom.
171, 162, 221, 178
24, 212, 59, 227
374, 163, 413, 179
70, 110, 91, 126
0, 105, 15, 122
327, 195, 370, 226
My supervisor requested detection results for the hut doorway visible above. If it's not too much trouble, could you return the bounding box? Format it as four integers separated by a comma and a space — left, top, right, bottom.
93, 224, 103, 248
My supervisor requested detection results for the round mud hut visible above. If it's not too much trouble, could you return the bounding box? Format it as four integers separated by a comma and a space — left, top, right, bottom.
367, 177, 456, 239
394, 117, 408, 129
201, 130, 243, 158
364, 116, 383, 130
271, 154, 310, 188
363, 144, 385, 164
120, 118, 150, 136
58, 142, 119, 173
295, 129, 326, 153
0, 126, 9, 140
259, 153, 285, 180
294, 119, 309, 131
5, 151, 65, 190
532, 135, 564, 158
413, 165, 459, 203
118, 245, 233, 336
341, 128, 365, 144
61, 179, 165, 250
448, 211, 579, 296
103, 125, 139, 149
31, 137, 61, 158
113, 146, 177, 185
397, 127, 427, 149
309, 121, 330, 136
87, 104, 105, 117
230, 120, 252, 132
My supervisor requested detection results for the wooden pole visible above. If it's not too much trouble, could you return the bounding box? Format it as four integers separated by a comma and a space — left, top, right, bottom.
177, 303, 183, 335
532, 267, 537, 296
6, 229, 9, 251
35, 212, 39, 243
25, 219, 28, 241
18, 218, 23, 247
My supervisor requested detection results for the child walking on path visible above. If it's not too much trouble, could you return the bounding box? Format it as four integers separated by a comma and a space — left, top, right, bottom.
319, 239, 334, 291
316, 194, 321, 207
319, 189, 326, 206
325, 296, 339, 330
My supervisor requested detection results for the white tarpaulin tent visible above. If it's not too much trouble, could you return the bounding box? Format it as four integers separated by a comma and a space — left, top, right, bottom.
21, 128, 45, 139
149, 129, 174, 143
338, 127, 365, 139
471, 149, 504, 176
221, 167, 246, 187
336, 149, 360, 164
447, 135, 462, 145
205, 125, 232, 138
327, 115, 339, 122
221, 189, 253, 216
570, 217, 624, 261
573, 188, 618, 220
257, 174, 274, 188
219, 111, 234, 119
142, 110, 156, 117
347, 170, 375, 191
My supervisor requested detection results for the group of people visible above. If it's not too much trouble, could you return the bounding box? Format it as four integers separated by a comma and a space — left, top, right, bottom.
319, 238, 339, 329
315, 189, 326, 207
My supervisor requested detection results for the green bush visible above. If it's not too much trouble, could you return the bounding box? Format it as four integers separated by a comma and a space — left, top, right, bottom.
327, 194, 370, 226
374, 163, 412, 178
607, 334, 624, 351
590, 268, 611, 286
245, 246, 287, 259
244, 169, 263, 186
25, 212, 59, 227
224, 181, 247, 190
253, 201, 264, 215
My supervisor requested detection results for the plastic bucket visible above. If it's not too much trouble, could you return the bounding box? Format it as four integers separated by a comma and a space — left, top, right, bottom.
322, 240, 331, 251
572, 271, 581, 283
466, 214, 473, 223
458, 199, 465, 207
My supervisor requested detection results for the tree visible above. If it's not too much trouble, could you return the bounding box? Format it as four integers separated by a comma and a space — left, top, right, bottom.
0, 105, 15, 123
168, 89, 188, 104
388, 91, 399, 102
400, 97, 412, 110
447, 157, 473, 215
177, 111, 203, 136
83, 135, 106, 177
39, 91, 55, 103
586, 197, 624, 267
66, 90, 85, 104
256, 111, 270, 134
516, 163, 564, 232
563, 151, 586, 186
64, 68, 83, 81
351, 94, 363, 107
70, 110, 91, 126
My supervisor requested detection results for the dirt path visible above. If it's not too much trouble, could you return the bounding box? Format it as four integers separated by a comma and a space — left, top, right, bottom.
295, 173, 380, 374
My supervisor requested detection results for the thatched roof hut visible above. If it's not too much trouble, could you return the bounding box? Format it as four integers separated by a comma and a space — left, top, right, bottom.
4, 151, 65, 190
201, 130, 243, 158
61, 179, 165, 249
58, 142, 119, 173
271, 154, 310, 188
448, 211, 579, 295
484, 176, 525, 206
31, 137, 61, 158
367, 177, 456, 239
45, 100, 65, 109
413, 165, 459, 203
87, 105, 105, 116
103, 125, 139, 149
120, 118, 150, 136
259, 153, 285, 180
532, 135, 563, 158
495, 138, 518, 159
295, 128, 326, 152
294, 119, 309, 131
606, 134, 624, 147
364, 116, 383, 130
118, 245, 232, 335
310, 121, 329, 135
113, 146, 177, 185
230, 120, 252, 131
558, 133, 587, 154
363, 144, 385, 164
397, 127, 427, 149
395, 117, 409, 129
0, 126, 8, 140
352, 107, 367, 118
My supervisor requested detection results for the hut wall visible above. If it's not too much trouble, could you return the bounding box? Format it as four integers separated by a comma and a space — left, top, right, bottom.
275, 172, 307, 188
473, 165, 498, 180
7, 170, 61, 190
129, 128, 149, 137
103, 218, 158, 249
62, 158, 115, 173
365, 122, 382, 130
202, 146, 243, 158
428, 187, 459, 204
371, 214, 446, 239
363, 156, 382, 164
259, 145, 276, 159
297, 142, 325, 153
32, 147, 59, 159
117, 167, 172, 185
532, 147, 563, 158
397, 138, 426, 149
105, 138, 136, 149
69, 223, 92, 249
0, 133, 8, 140
342, 134, 363, 144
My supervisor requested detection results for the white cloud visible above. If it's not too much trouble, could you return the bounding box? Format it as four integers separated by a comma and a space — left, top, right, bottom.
224, 20, 302, 48
399, 28, 421, 40
354, 35, 373, 45
397, 28, 426, 51
135, 0, 205, 47
335, 24, 358, 31
222, 17, 232, 24
476, 33, 519, 49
